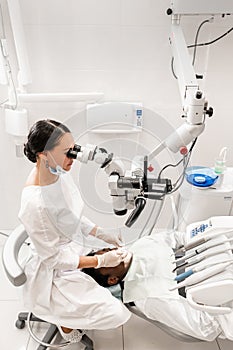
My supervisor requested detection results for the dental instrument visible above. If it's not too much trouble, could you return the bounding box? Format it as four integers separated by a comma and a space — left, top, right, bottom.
173, 256, 206, 273
184, 244, 232, 265
173, 243, 233, 273
170, 262, 232, 291
173, 236, 233, 264
175, 237, 209, 255
175, 259, 233, 282
173, 253, 233, 274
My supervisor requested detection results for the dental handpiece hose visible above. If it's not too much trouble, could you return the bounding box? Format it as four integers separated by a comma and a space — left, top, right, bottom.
170, 262, 232, 291
175, 258, 233, 282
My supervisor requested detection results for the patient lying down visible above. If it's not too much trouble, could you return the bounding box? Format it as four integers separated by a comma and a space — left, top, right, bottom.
83, 232, 233, 341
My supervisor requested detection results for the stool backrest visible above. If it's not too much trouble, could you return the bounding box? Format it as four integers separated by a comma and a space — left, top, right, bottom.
2, 224, 28, 286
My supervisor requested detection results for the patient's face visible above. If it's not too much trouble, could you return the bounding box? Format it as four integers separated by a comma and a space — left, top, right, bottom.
95, 248, 132, 285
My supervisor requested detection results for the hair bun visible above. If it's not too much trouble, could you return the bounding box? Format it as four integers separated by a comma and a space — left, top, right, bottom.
24, 143, 37, 163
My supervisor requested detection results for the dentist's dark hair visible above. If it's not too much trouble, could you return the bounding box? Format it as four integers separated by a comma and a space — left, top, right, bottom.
24, 119, 70, 163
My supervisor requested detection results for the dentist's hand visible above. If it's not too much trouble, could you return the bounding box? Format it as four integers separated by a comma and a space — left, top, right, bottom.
95, 249, 128, 269
95, 227, 124, 247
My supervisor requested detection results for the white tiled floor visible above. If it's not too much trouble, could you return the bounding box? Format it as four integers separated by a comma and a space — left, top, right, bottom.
0, 232, 232, 350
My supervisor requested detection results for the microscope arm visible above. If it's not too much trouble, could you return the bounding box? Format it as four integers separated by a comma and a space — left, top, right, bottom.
149, 17, 214, 161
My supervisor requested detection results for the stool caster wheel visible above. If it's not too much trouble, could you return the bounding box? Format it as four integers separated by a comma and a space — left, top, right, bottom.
16, 319, 26, 329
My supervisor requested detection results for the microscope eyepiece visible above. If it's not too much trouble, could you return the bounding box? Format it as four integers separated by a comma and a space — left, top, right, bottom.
66, 144, 82, 159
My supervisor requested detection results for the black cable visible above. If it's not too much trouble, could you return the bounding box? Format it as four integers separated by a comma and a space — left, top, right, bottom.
158, 137, 198, 199
192, 19, 211, 66
171, 24, 233, 79
158, 156, 185, 181
157, 137, 197, 181
188, 136, 197, 152
171, 56, 177, 79
188, 26, 233, 49
170, 138, 197, 194
172, 152, 191, 189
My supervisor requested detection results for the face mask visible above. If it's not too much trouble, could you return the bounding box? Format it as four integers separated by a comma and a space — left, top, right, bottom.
48, 165, 67, 176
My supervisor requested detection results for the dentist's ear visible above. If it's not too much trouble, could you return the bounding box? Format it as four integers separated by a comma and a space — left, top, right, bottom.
37, 151, 48, 161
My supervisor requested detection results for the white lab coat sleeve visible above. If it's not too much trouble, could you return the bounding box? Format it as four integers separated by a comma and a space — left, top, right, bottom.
21, 203, 79, 271
80, 215, 96, 236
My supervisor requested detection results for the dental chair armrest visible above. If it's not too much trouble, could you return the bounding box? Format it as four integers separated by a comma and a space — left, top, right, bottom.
186, 280, 233, 315
2, 225, 28, 286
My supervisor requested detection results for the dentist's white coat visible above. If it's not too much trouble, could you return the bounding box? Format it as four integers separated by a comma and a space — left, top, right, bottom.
18, 173, 130, 329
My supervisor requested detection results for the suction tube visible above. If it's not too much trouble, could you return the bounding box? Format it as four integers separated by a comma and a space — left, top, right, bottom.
125, 197, 146, 227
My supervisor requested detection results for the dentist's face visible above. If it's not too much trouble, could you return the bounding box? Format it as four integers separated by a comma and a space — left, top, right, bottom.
47, 132, 75, 171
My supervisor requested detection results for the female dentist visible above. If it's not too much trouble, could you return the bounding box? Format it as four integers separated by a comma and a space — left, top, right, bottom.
18, 119, 131, 343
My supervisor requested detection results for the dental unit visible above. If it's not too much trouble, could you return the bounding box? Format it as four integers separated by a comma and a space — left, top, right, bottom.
170, 262, 232, 291
171, 215, 233, 315
174, 236, 233, 264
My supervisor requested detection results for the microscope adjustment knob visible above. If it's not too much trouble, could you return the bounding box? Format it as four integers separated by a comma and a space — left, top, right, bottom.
206, 107, 213, 117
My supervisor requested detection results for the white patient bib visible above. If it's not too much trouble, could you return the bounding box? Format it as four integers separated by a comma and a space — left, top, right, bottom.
123, 234, 179, 303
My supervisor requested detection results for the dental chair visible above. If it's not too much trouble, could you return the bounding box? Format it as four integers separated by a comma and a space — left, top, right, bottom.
125, 302, 202, 342
2, 224, 94, 350
2, 225, 216, 348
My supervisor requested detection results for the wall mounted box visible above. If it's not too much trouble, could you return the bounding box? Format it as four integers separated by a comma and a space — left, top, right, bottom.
86, 102, 143, 134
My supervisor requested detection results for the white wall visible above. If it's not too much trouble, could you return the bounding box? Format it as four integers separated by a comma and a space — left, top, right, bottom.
0, 0, 233, 229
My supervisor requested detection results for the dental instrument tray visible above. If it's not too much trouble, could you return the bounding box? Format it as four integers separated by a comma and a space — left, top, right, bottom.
185, 166, 218, 187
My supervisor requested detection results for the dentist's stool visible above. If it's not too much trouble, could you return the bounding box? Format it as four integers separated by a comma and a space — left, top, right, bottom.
2, 224, 94, 350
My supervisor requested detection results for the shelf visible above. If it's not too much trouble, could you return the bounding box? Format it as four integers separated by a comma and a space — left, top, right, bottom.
89, 128, 142, 134
18, 92, 104, 103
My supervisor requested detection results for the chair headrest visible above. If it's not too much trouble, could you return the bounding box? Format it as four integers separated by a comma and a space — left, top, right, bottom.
2, 224, 28, 286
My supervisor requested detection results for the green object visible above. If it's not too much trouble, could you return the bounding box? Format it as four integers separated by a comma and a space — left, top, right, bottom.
214, 147, 227, 174
107, 284, 122, 300
214, 159, 226, 174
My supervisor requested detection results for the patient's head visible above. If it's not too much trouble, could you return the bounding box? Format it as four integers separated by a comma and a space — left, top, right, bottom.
82, 248, 132, 287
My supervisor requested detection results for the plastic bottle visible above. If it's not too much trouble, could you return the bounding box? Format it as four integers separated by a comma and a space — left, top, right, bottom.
214, 147, 227, 188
